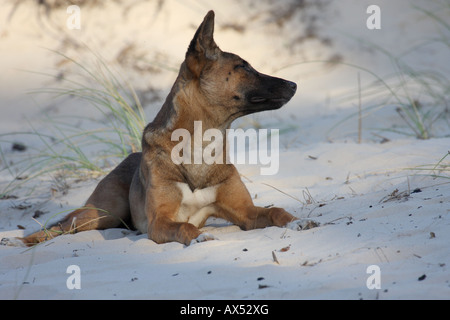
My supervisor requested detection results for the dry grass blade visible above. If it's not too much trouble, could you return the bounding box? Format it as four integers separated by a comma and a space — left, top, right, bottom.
272, 250, 280, 264
261, 182, 305, 205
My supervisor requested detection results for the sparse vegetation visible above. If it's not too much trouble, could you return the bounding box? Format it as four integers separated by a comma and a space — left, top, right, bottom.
0, 49, 146, 197
408, 151, 450, 180
335, 2, 450, 140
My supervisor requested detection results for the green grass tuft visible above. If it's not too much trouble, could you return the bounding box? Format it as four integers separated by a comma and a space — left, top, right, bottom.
0, 49, 147, 197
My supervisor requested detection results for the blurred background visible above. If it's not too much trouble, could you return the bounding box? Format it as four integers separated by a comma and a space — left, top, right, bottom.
1, 0, 448, 129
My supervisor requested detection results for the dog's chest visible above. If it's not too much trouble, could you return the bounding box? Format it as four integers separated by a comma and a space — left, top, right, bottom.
175, 182, 218, 227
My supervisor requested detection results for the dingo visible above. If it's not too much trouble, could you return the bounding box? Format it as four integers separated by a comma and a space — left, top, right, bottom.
13, 11, 317, 247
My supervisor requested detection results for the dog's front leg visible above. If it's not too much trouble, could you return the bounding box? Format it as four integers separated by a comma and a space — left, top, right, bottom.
217, 202, 299, 231
215, 169, 318, 231
144, 183, 209, 246
148, 216, 202, 246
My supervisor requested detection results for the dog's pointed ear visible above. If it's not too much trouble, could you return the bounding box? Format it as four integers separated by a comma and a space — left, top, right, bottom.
185, 11, 220, 77
187, 10, 219, 60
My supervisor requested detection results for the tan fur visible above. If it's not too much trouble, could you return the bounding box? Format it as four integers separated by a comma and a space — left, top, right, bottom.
20, 11, 316, 247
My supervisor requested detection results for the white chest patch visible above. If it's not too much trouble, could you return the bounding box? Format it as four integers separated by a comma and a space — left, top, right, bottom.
175, 182, 218, 227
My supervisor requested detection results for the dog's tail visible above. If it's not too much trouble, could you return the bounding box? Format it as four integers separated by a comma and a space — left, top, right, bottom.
19, 205, 120, 246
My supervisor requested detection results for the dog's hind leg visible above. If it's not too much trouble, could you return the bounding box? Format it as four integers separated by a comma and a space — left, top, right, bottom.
19, 153, 142, 246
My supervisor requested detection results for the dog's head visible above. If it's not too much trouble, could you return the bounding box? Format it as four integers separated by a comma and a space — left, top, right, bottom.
184, 11, 297, 121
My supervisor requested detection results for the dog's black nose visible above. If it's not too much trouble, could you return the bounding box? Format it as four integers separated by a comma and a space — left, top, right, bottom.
286, 81, 297, 91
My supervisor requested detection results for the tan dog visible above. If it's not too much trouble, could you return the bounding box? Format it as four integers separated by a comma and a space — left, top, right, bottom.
10, 11, 317, 247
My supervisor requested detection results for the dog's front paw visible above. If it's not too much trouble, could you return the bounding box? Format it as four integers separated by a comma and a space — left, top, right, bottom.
189, 233, 218, 246
1, 237, 26, 247
285, 219, 319, 231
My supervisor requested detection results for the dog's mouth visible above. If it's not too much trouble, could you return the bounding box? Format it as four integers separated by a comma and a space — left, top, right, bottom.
249, 96, 289, 104
247, 93, 293, 111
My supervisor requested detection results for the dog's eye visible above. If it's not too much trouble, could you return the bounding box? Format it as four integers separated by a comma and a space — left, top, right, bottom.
234, 63, 251, 72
